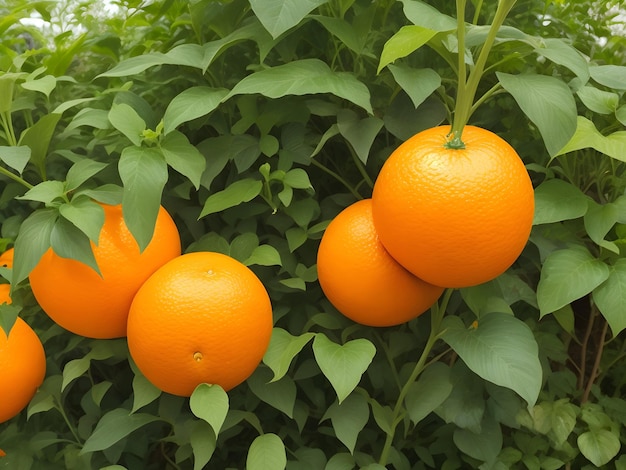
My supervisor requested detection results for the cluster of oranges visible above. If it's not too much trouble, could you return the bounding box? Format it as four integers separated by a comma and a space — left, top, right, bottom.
317, 125, 535, 327
0, 124, 535, 424
0, 203, 273, 423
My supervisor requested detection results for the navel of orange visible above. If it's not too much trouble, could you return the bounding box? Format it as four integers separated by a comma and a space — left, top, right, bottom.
127, 251, 274, 396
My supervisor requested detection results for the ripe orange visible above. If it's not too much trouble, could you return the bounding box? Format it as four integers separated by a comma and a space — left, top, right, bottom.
316, 199, 444, 327
0, 317, 46, 423
126, 251, 273, 396
0, 248, 13, 268
29, 203, 181, 339
372, 125, 534, 288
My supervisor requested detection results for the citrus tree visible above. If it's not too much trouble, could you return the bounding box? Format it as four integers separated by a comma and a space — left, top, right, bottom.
1, 0, 626, 468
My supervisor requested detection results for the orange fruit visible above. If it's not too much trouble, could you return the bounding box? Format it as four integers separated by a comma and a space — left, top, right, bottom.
316, 199, 444, 327
0, 248, 13, 268
127, 251, 273, 396
372, 125, 534, 288
0, 284, 11, 305
29, 203, 181, 339
0, 317, 46, 423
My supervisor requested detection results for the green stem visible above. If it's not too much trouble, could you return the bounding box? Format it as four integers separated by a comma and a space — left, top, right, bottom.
449, 0, 518, 146
469, 82, 503, 116
0, 166, 34, 190
55, 400, 83, 445
378, 288, 454, 466
348, 146, 374, 190
0, 111, 17, 146
310, 158, 363, 200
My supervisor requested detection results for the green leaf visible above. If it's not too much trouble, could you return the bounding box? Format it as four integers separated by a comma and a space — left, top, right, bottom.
312, 333, 376, 403
199, 178, 263, 218
399, 0, 457, 31
108, 103, 146, 147
65, 159, 108, 192
0, 304, 20, 338
190, 420, 217, 470
18, 180, 66, 204
496, 73, 577, 157
190, 383, 229, 437
283, 168, 312, 190
18, 113, 61, 177
0, 145, 30, 174
325, 453, 356, 470
247, 368, 297, 418
323, 393, 369, 454
12, 208, 58, 286
81, 408, 161, 453
406, 362, 453, 424
311, 15, 366, 54
535, 38, 589, 83
160, 131, 206, 189
584, 199, 620, 253
577, 429, 621, 467
378, 25, 438, 73
556, 116, 626, 161
118, 146, 168, 252
589, 65, 626, 90
532, 179, 589, 225
336, 111, 383, 164
593, 259, 626, 337
576, 86, 619, 115
98, 52, 183, 78
537, 245, 609, 316
61, 339, 122, 391
388, 65, 441, 109
50, 216, 100, 275
370, 400, 394, 435
263, 328, 315, 382
59, 198, 105, 244
52, 97, 98, 115
246, 433, 287, 470
163, 87, 229, 134
244, 245, 282, 267
441, 313, 542, 407
453, 413, 502, 463
130, 371, 161, 413
249, 0, 326, 38
542, 400, 577, 445
225, 59, 373, 115
21, 74, 57, 97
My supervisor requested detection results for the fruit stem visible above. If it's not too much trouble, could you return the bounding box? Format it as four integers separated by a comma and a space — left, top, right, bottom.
448, 0, 518, 147
378, 288, 454, 466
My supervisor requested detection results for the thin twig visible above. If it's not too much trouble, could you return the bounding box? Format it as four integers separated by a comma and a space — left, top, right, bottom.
581, 319, 609, 404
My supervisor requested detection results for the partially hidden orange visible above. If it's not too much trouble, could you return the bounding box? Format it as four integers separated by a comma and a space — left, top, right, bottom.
0, 248, 13, 269
127, 251, 273, 396
0, 284, 10, 305
29, 203, 181, 339
372, 125, 534, 288
317, 199, 444, 327
0, 317, 46, 423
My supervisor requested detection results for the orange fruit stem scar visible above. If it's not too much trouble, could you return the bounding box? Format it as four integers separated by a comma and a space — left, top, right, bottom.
372, 125, 534, 288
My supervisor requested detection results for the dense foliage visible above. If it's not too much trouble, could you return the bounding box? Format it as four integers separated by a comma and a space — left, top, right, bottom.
1, 0, 626, 468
